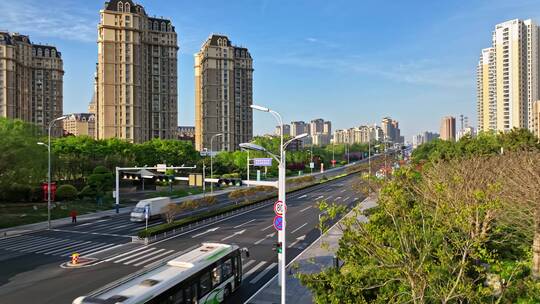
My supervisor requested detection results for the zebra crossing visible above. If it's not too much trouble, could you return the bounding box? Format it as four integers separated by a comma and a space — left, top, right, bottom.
102, 246, 176, 267
242, 259, 278, 285
63, 218, 166, 236
0, 235, 122, 258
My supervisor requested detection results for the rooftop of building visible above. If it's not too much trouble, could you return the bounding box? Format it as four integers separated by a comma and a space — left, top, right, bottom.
66, 113, 95, 121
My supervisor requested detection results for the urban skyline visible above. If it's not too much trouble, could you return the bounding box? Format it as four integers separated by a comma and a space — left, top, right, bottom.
4, 1, 540, 139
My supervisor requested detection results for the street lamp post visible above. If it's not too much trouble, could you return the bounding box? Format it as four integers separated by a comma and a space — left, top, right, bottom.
310, 145, 313, 174
210, 133, 223, 194
37, 115, 67, 229
332, 142, 335, 167
246, 104, 308, 304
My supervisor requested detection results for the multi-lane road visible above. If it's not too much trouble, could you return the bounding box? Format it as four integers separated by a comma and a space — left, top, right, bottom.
0, 171, 364, 304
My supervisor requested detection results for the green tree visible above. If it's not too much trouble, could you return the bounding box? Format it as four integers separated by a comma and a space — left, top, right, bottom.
82, 166, 114, 203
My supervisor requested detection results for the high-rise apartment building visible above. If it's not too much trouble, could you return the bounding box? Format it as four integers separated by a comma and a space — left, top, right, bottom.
0, 32, 64, 134
63, 113, 96, 137
412, 131, 439, 149
96, 0, 178, 142
290, 121, 307, 137
533, 100, 540, 137
309, 119, 324, 135
275, 124, 290, 137
381, 117, 402, 143
194, 34, 253, 151
477, 19, 539, 133
440, 116, 456, 141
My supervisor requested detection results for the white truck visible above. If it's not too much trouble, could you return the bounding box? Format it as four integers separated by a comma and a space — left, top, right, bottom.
130, 197, 171, 222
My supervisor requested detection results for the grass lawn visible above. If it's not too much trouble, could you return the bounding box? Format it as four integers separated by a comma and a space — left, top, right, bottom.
0, 198, 124, 229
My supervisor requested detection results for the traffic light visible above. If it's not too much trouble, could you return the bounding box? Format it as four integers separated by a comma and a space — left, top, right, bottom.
273, 242, 283, 254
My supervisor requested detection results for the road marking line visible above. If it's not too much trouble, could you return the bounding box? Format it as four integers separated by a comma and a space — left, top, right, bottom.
106, 223, 136, 231
341, 189, 347, 193
261, 225, 273, 231
299, 194, 308, 199
315, 195, 324, 200
104, 246, 151, 261
192, 227, 220, 238
41, 241, 92, 255
243, 260, 255, 270
288, 237, 305, 248
61, 243, 104, 256
249, 263, 277, 284
291, 223, 307, 234
354, 197, 359, 201
137, 250, 175, 267
299, 206, 311, 213
343, 197, 350, 202
34, 240, 86, 253
335, 196, 342, 201
88, 222, 133, 231
19, 239, 70, 252
244, 261, 266, 278
0, 235, 35, 246
77, 222, 93, 227
233, 219, 256, 228
5, 238, 54, 250
129, 222, 162, 232
85, 244, 124, 257
50, 228, 130, 238
113, 248, 156, 263
221, 229, 246, 241
124, 249, 166, 265
77, 243, 115, 256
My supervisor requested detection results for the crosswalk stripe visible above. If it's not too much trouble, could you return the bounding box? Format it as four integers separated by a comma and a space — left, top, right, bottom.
106, 223, 138, 231
104, 246, 151, 262
15, 239, 67, 251
123, 249, 165, 265
38, 241, 90, 255
113, 248, 156, 263
85, 244, 124, 257
0, 236, 36, 247
129, 222, 162, 232
4, 237, 54, 250
61, 243, 105, 256
243, 261, 266, 278
78, 243, 115, 256
242, 260, 255, 271
19, 240, 71, 252
85, 221, 134, 232
249, 263, 277, 284
135, 249, 175, 267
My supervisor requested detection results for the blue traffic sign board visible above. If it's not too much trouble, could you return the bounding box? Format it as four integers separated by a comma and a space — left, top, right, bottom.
273, 215, 283, 231
253, 158, 273, 167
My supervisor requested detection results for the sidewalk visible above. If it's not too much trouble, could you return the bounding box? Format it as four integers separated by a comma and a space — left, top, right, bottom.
246, 195, 378, 304
0, 187, 238, 238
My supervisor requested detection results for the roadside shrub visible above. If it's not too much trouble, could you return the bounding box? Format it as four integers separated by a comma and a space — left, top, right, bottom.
79, 185, 95, 198
56, 184, 78, 201
221, 173, 240, 179
2, 183, 33, 202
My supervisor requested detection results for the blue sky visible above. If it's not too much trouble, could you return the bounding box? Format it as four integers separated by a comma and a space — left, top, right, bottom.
1, 0, 540, 140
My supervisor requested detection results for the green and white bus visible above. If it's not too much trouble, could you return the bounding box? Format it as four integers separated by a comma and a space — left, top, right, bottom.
73, 243, 247, 304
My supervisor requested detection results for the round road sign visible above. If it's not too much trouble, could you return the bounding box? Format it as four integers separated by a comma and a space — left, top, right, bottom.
273, 215, 283, 231
274, 200, 286, 216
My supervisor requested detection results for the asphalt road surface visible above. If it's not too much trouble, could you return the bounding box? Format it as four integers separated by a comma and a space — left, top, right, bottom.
0, 171, 364, 304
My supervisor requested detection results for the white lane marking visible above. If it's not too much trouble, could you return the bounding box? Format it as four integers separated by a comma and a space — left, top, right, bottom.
249, 263, 277, 284
41, 241, 92, 255
326, 195, 333, 200
261, 225, 273, 231
233, 219, 256, 229
243, 259, 255, 270
341, 189, 347, 193
299, 206, 311, 213
354, 197, 359, 201
113, 248, 156, 263
5, 238, 54, 250
77, 243, 116, 256
191, 227, 220, 238
106, 223, 137, 231
343, 197, 350, 202
20, 239, 71, 252
244, 261, 266, 278
254, 233, 275, 245
34, 240, 85, 253
137, 250, 175, 267
123, 249, 166, 265
299, 194, 308, 199
61, 243, 104, 256
291, 223, 307, 234
77, 222, 93, 227
335, 196, 342, 201
0, 236, 35, 247
104, 246, 151, 261
49, 229, 130, 238
89, 222, 134, 231
288, 235, 306, 248
315, 195, 324, 200
85, 244, 124, 257
221, 229, 246, 241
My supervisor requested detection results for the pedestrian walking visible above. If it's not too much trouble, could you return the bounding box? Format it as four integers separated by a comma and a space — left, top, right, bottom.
70, 209, 77, 223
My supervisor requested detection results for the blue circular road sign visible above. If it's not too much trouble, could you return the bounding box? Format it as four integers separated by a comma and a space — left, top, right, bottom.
273, 215, 283, 231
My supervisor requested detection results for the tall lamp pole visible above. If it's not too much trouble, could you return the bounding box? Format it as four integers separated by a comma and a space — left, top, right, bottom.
37, 115, 67, 229
210, 133, 223, 194
247, 104, 308, 304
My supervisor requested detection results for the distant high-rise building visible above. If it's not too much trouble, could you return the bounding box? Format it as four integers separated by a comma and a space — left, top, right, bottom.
63, 113, 96, 138
0, 32, 64, 135
532, 100, 540, 137
381, 117, 402, 143
323, 121, 332, 135
309, 119, 324, 135
96, 0, 179, 142
477, 19, 539, 133
412, 131, 439, 148
275, 124, 291, 137
290, 121, 307, 137
195, 34, 253, 151
440, 116, 456, 141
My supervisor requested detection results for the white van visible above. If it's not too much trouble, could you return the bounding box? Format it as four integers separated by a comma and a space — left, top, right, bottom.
130, 197, 171, 222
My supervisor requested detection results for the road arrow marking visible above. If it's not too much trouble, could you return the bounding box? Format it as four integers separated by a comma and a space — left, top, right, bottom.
234, 219, 256, 228
192, 227, 220, 238
221, 229, 246, 241
292, 223, 307, 234
288, 235, 306, 248
299, 194, 308, 199
261, 224, 273, 231
335, 196, 342, 201
300, 206, 311, 213
254, 232, 276, 245
315, 195, 324, 200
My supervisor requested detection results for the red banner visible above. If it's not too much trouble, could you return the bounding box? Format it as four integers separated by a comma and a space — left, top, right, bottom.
42, 182, 57, 202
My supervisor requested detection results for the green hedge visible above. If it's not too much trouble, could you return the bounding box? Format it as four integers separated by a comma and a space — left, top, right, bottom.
56, 184, 78, 201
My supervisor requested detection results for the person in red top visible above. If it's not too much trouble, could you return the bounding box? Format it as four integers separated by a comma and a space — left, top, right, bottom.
70, 210, 77, 223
